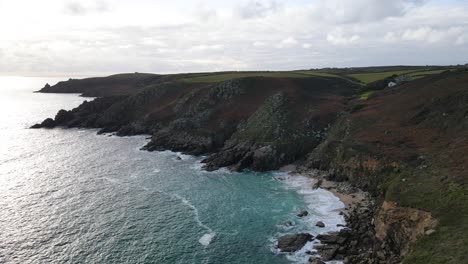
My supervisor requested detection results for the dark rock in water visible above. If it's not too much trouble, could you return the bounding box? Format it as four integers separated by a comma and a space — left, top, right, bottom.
298, 210, 309, 217
277, 233, 314, 252
313, 244, 339, 261
316, 221, 325, 228
31, 118, 56, 129
176, 156, 182, 160
316, 233, 338, 244
308, 257, 325, 264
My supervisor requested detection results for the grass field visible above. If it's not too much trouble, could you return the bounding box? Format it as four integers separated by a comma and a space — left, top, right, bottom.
407, 69, 450, 78
348, 70, 427, 84
181, 71, 340, 83
181, 67, 456, 84
292, 71, 340, 78
348, 69, 454, 84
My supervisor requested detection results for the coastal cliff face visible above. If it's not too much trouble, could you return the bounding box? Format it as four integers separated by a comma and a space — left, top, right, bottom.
35, 76, 356, 171
33, 70, 468, 263
304, 71, 468, 263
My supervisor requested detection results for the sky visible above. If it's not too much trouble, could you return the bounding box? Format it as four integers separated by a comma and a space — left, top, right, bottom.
0, 0, 467, 76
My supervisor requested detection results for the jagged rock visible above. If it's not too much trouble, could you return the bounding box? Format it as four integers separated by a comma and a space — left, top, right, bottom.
313, 244, 339, 261
277, 233, 314, 252
312, 179, 323, 189
308, 257, 325, 264
54, 109, 74, 124
298, 210, 309, 217
31, 118, 56, 129
316, 232, 340, 244
316, 221, 325, 228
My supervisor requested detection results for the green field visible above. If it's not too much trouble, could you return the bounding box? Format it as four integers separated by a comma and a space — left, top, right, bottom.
407, 69, 450, 78
181, 67, 457, 84
181, 71, 340, 83
292, 71, 340, 78
348, 69, 455, 84
348, 70, 426, 84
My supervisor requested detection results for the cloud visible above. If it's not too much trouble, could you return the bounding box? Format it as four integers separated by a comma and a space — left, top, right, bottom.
194, 3, 217, 22
313, 0, 427, 24
189, 44, 224, 52
385, 26, 467, 45
236, 0, 281, 19
253, 41, 266, 47
64, 0, 108, 15
1, 0, 468, 76
326, 29, 360, 45
141, 37, 168, 47
277, 37, 298, 48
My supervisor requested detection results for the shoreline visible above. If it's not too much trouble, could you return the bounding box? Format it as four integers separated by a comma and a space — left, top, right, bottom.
277, 166, 373, 264
281, 166, 370, 218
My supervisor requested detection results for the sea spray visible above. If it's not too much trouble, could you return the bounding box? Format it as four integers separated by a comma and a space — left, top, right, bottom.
272, 172, 346, 263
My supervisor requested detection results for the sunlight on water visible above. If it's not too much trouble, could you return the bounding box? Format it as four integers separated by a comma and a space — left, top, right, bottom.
0, 76, 344, 264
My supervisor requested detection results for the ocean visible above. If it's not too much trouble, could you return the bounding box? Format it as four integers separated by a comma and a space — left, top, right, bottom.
0, 76, 344, 264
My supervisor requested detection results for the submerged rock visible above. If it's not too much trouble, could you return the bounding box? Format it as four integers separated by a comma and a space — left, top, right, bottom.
313, 244, 339, 261
308, 257, 325, 264
316, 221, 325, 228
277, 233, 314, 252
298, 210, 309, 217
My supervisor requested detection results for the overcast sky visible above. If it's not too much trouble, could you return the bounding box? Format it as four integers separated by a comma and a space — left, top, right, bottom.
0, 0, 467, 76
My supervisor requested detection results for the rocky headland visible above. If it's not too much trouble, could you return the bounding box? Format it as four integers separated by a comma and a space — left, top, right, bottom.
32, 69, 468, 263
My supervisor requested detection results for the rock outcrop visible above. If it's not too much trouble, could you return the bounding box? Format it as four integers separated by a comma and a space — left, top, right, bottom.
33, 76, 356, 172
277, 233, 314, 252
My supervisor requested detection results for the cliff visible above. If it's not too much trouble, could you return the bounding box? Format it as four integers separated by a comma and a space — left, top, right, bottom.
35, 75, 357, 171
304, 70, 468, 263
33, 69, 468, 263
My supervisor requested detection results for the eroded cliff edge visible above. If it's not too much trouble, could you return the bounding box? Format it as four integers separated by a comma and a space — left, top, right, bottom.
33, 70, 468, 264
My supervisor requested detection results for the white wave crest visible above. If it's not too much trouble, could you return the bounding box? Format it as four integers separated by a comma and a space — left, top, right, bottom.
172, 193, 216, 246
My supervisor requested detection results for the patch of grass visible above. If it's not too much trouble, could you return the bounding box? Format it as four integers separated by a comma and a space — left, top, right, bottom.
182, 71, 338, 83
348, 70, 423, 84
293, 71, 340, 78
359, 91, 375, 100
348, 69, 454, 84
407, 69, 452, 78
382, 167, 468, 264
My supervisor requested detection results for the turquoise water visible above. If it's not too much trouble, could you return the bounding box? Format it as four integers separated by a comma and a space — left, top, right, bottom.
0, 77, 344, 264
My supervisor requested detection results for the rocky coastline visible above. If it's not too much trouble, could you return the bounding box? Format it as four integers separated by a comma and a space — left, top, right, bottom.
31, 70, 468, 263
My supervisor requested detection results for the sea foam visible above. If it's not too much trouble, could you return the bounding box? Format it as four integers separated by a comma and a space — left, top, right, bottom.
273, 172, 346, 264
173, 194, 216, 246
